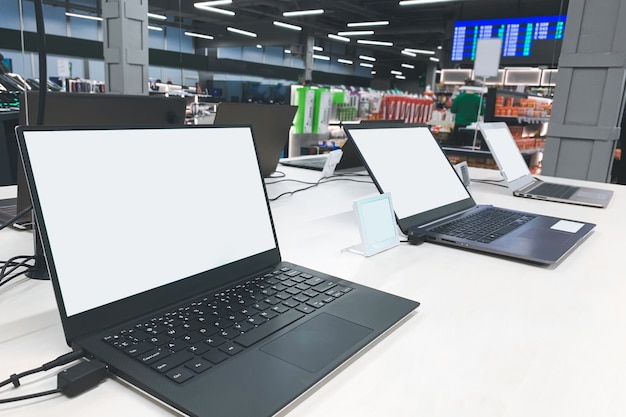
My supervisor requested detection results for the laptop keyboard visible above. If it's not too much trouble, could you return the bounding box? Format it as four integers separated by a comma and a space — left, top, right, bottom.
432, 208, 536, 244
102, 266, 352, 384
531, 182, 579, 199
281, 156, 327, 170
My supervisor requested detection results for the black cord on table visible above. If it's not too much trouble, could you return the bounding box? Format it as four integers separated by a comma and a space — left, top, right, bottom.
0, 205, 33, 231
0, 388, 61, 404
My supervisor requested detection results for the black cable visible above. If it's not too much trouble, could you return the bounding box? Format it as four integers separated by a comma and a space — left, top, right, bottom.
0, 205, 32, 231
0, 255, 35, 286
0, 349, 85, 389
268, 176, 373, 201
0, 388, 60, 404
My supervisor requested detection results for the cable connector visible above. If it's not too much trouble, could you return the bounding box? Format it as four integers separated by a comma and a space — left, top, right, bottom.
57, 360, 108, 398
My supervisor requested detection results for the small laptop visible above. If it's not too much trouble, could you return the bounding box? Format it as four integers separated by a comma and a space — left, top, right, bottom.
16, 124, 418, 417
213, 102, 297, 178
344, 124, 596, 265
479, 122, 614, 208
279, 120, 405, 172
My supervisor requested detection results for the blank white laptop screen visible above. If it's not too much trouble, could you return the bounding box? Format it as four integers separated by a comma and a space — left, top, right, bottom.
481, 125, 530, 182
348, 126, 470, 220
22, 127, 276, 316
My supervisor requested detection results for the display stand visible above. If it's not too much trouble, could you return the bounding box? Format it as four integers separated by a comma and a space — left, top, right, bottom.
344, 193, 399, 257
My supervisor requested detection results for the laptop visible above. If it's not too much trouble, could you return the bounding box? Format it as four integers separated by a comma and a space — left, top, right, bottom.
279, 120, 404, 172
479, 122, 614, 208
16, 124, 418, 417
213, 102, 297, 178
344, 124, 596, 265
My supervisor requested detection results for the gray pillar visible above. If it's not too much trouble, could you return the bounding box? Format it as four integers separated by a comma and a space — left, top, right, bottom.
425, 62, 438, 91
304, 36, 314, 83
542, 0, 626, 182
102, 0, 149, 95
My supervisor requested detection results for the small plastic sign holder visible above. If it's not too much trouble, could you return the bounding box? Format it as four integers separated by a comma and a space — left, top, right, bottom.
345, 193, 400, 257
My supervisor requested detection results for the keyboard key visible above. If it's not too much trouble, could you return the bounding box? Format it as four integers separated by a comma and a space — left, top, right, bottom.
139, 348, 170, 365
166, 367, 194, 383
185, 357, 211, 374
151, 350, 194, 373
219, 343, 243, 356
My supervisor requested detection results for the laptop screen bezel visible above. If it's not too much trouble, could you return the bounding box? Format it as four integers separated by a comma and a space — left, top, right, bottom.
16, 124, 282, 344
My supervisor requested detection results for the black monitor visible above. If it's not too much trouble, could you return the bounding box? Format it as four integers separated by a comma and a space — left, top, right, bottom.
14, 91, 187, 218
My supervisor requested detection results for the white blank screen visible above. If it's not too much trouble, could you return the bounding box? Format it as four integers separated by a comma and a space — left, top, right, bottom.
23, 127, 276, 316
482, 125, 530, 182
349, 127, 470, 220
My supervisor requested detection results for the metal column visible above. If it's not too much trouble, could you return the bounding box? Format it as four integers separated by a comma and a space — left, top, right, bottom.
102, 0, 149, 95
542, 0, 626, 181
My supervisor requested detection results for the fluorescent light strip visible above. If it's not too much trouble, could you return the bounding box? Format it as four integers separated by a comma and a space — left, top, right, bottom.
338, 59, 353, 65
401, 50, 417, 57
396, 75, 406, 79
404, 48, 435, 55
429, 57, 440, 62
184, 31, 214, 40
197, 6, 235, 16
313, 46, 323, 51
337, 30, 374, 36
371, 70, 377, 75
399, 0, 454, 5
328, 34, 350, 42
147, 13, 167, 20
360, 62, 374, 68
313, 54, 330, 61
256, 44, 263, 48
273, 21, 302, 31
402, 63, 415, 69
227, 26, 257, 37
347, 21, 389, 27
283, 9, 324, 17
194, 0, 232, 7
65, 12, 102, 21
357, 39, 393, 47
284, 49, 292, 54
148, 26, 163, 31
391, 70, 403, 75
359, 55, 376, 62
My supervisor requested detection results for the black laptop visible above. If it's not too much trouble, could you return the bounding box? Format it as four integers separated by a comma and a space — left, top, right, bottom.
16, 124, 419, 417
213, 102, 297, 178
344, 124, 596, 265
279, 120, 405, 172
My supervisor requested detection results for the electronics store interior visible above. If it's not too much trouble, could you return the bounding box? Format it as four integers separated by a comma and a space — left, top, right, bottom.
2, 1, 626, 417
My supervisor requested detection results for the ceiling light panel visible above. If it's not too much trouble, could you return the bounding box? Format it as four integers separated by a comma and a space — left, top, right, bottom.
184, 31, 214, 40
227, 27, 257, 37
328, 34, 350, 42
337, 30, 374, 36
347, 21, 389, 27
357, 40, 393, 46
273, 21, 303, 31
283, 9, 324, 17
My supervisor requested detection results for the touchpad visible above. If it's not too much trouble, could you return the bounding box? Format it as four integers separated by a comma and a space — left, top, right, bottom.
261, 313, 373, 373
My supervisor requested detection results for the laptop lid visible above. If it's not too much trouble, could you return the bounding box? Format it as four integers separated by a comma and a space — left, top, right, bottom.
478, 122, 536, 190
17, 125, 280, 342
344, 124, 476, 233
213, 102, 297, 178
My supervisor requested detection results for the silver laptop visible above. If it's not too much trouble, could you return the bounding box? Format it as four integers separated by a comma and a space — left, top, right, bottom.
479, 122, 614, 208
344, 124, 596, 266
16, 124, 418, 417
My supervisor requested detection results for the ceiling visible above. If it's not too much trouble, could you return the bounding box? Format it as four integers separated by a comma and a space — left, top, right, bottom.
59, 0, 570, 78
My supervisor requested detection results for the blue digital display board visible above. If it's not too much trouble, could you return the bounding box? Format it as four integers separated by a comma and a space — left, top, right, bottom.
451, 15, 566, 62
